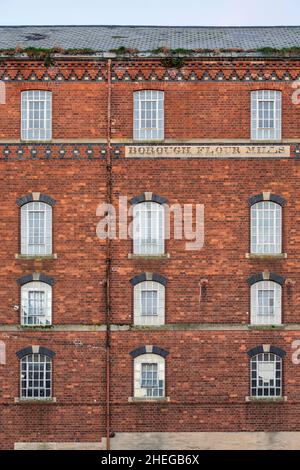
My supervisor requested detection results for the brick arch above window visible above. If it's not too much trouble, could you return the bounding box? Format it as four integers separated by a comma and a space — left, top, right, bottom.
16, 345, 56, 359
17, 272, 54, 286
247, 345, 286, 358
16, 193, 56, 207
130, 345, 169, 358
129, 192, 168, 206
248, 193, 286, 207
130, 272, 167, 287
247, 272, 285, 286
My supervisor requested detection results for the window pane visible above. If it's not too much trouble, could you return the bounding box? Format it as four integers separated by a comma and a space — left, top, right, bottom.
21, 91, 52, 140
20, 354, 52, 399
251, 202, 281, 254
250, 353, 282, 397
133, 90, 164, 140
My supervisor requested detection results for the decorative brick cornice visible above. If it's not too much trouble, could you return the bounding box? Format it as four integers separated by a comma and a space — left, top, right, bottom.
130, 272, 167, 286
1, 59, 300, 82
17, 272, 54, 286
247, 345, 286, 358
16, 346, 56, 359
248, 193, 286, 206
130, 345, 169, 358
0, 143, 106, 160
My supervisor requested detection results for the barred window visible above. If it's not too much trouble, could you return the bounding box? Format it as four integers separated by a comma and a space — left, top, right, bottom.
21, 282, 52, 326
250, 281, 281, 325
134, 354, 165, 398
133, 201, 164, 255
251, 90, 281, 140
133, 90, 164, 140
20, 353, 52, 399
21, 202, 52, 255
250, 353, 282, 397
21, 90, 52, 141
134, 281, 165, 325
251, 201, 282, 254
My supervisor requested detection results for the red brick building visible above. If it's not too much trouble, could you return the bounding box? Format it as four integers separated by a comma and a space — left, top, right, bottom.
1, 25, 300, 450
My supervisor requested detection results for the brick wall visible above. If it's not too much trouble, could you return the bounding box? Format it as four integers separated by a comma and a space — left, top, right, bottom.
1, 57, 300, 449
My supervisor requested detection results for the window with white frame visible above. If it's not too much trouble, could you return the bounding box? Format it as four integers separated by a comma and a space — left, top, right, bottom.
133, 90, 164, 140
21, 90, 52, 141
250, 353, 282, 397
21, 202, 52, 255
20, 353, 52, 399
133, 201, 164, 255
251, 281, 281, 325
251, 201, 282, 254
251, 90, 281, 140
134, 280, 165, 325
134, 354, 165, 398
21, 282, 52, 326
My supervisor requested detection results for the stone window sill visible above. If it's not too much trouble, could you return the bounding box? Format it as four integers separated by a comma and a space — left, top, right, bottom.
15, 254, 57, 260
248, 324, 285, 330
14, 397, 57, 404
128, 253, 170, 260
128, 396, 170, 403
245, 253, 287, 259
245, 396, 287, 403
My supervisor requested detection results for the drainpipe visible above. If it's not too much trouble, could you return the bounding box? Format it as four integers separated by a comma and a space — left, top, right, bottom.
105, 58, 112, 451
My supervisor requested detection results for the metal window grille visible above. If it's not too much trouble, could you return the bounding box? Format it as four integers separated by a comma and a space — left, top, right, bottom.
251, 90, 281, 140
250, 201, 282, 254
20, 354, 52, 399
134, 353, 165, 398
133, 202, 164, 255
21, 282, 52, 326
134, 281, 165, 326
133, 90, 164, 140
21, 90, 52, 141
21, 202, 52, 255
141, 363, 164, 397
250, 281, 281, 325
250, 353, 282, 397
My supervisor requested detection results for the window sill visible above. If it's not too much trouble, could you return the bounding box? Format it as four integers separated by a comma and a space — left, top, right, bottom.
15, 254, 57, 260
14, 397, 57, 404
128, 397, 170, 403
20, 139, 52, 143
245, 253, 287, 259
132, 139, 165, 144
128, 253, 170, 260
248, 324, 285, 330
245, 396, 287, 403
19, 325, 53, 330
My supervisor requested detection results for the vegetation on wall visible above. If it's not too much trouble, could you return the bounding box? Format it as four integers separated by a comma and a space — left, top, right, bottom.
0, 45, 300, 68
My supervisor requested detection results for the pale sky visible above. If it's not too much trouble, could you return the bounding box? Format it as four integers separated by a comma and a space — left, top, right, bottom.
0, 0, 299, 26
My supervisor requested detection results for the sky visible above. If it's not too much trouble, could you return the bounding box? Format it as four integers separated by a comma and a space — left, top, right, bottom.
0, 0, 299, 26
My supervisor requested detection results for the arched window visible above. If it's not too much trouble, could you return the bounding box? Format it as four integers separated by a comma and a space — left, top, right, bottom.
133, 201, 165, 255
133, 277, 165, 325
134, 353, 165, 398
251, 90, 281, 140
20, 353, 52, 399
250, 353, 282, 397
250, 280, 281, 325
21, 201, 52, 255
21, 281, 52, 326
133, 90, 164, 140
21, 90, 52, 141
251, 201, 282, 254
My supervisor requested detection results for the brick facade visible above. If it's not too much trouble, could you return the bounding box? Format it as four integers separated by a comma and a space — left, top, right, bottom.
1, 53, 300, 450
